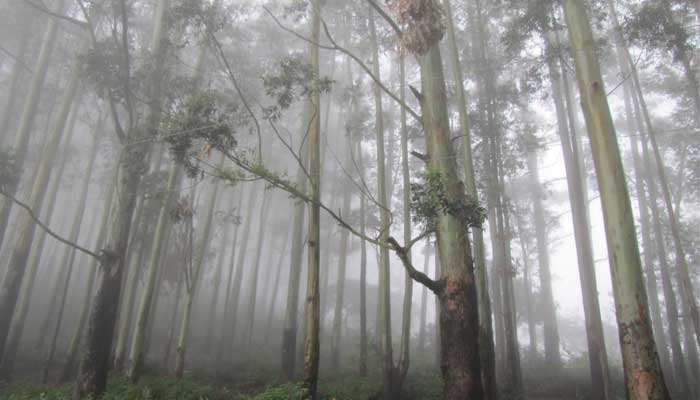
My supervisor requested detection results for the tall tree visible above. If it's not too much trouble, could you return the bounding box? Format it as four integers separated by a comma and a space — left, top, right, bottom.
301, 0, 321, 396
561, 0, 671, 398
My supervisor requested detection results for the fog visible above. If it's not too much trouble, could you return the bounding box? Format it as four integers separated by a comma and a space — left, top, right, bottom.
0, 0, 698, 399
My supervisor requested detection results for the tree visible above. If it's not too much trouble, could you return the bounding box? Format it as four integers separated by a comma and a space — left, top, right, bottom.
561, 1, 671, 398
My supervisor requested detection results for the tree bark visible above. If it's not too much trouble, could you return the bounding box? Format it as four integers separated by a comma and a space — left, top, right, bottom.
281, 102, 310, 380
545, 29, 613, 398
0, 0, 65, 251
561, 1, 671, 398
0, 47, 79, 361
301, 0, 321, 396
126, 164, 182, 382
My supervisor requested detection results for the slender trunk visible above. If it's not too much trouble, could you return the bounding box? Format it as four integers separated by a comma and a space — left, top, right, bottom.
515, 217, 536, 362
496, 164, 522, 392
205, 213, 231, 355
126, 164, 182, 382
395, 51, 413, 386
41, 121, 103, 383
281, 103, 310, 380
618, 49, 675, 389
0, 51, 79, 361
0, 0, 65, 250
561, 1, 671, 397
216, 191, 243, 365
163, 268, 184, 370
59, 170, 117, 383
0, 101, 78, 378
302, 0, 321, 396
225, 185, 257, 361
368, 6, 397, 398
527, 139, 560, 370
265, 224, 291, 343
545, 29, 613, 398
635, 97, 691, 397
174, 165, 222, 379
242, 191, 272, 354
330, 142, 353, 374
355, 135, 368, 378
0, 5, 33, 141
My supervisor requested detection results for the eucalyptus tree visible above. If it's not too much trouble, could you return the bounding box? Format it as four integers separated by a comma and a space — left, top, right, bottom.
0, 0, 65, 251
561, 0, 671, 398
281, 102, 309, 380
443, 0, 496, 395
41, 120, 104, 383
73, 0, 189, 394
302, 0, 322, 394
612, 0, 700, 367
0, 26, 81, 362
174, 163, 222, 379
0, 104, 82, 378
242, 190, 273, 355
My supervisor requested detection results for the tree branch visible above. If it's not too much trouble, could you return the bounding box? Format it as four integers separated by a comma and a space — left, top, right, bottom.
365, 0, 403, 37
0, 190, 101, 260
22, 0, 89, 29
387, 235, 442, 294
262, 6, 421, 122
0, 45, 33, 74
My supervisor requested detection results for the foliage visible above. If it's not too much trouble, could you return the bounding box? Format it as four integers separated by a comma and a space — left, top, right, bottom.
625, 1, 691, 61
164, 90, 240, 178
410, 169, 486, 232
0, 377, 214, 400
243, 383, 304, 400
261, 55, 333, 121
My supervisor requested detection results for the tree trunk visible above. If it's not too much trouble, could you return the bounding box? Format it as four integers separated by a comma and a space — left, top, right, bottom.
614, 37, 674, 390
330, 139, 353, 374
281, 102, 310, 381
301, 0, 321, 396
355, 133, 368, 378
216, 191, 243, 365
242, 191, 272, 354
0, 100, 79, 378
59, 170, 117, 383
545, 29, 613, 398
0, 4, 33, 142
444, 2, 495, 394
561, 1, 671, 398
416, 40, 484, 399
205, 211, 231, 355
0, 0, 65, 250
41, 121, 103, 383
367, 6, 398, 398
0, 49, 79, 361
224, 184, 257, 361
126, 164, 182, 382
174, 165, 222, 379
265, 223, 291, 343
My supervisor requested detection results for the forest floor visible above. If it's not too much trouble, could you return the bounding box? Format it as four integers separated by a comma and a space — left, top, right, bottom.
0, 365, 607, 400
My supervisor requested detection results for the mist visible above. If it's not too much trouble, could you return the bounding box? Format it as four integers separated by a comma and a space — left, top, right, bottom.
0, 0, 697, 399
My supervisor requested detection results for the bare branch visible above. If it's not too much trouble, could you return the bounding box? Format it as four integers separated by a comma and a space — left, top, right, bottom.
387, 235, 442, 294
22, 0, 88, 29
262, 5, 421, 122
0, 45, 33, 74
207, 30, 264, 162
0, 190, 101, 260
365, 0, 403, 37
